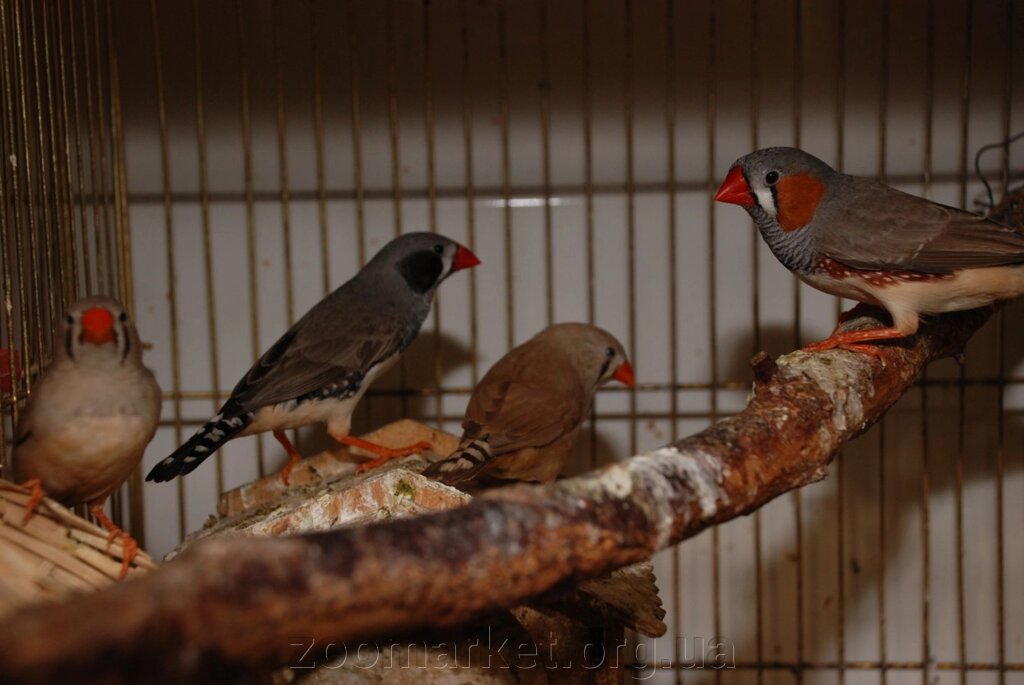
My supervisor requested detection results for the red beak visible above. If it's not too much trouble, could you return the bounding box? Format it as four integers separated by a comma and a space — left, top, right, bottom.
715, 166, 755, 207
612, 360, 635, 387
81, 306, 115, 345
452, 244, 482, 272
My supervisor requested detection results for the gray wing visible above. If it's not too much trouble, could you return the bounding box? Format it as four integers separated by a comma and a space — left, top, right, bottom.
224, 311, 409, 413
817, 181, 1024, 274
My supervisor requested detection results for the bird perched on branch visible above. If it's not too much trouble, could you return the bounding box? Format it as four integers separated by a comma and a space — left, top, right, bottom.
716, 146, 1024, 356
146, 232, 480, 486
14, 297, 162, 578
424, 323, 634, 488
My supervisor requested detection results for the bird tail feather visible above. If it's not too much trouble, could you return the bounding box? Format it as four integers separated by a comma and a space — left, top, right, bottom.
423, 439, 493, 485
145, 412, 252, 482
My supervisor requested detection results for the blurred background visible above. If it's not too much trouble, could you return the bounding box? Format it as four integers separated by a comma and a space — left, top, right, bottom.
0, 0, 1021, 682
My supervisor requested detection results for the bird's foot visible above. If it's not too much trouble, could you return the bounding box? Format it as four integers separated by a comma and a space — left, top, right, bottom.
273, 429, 304, 486
340, 435, 435, 474
803, 327, 906, 360
19, 478, 44, 525
89, 503, 138, 580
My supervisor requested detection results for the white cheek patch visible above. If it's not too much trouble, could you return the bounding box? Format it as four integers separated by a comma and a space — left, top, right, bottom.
754, 187, 776, 218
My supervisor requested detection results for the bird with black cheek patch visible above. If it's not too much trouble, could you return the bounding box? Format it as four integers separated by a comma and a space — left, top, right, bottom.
146, 232, 480, 486
716, 146, 1024, 357
14, 297, 162, 578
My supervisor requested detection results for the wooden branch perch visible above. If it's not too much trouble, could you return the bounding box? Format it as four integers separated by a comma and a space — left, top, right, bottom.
1, 193, 1017, 684
0, 305, 993, 685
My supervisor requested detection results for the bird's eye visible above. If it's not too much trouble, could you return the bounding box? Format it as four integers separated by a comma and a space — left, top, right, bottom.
65, 314, 74, 325
118, 311, 128, 323
433, 244, 444, 255
765, 170, 780, 185
606, 346, 615, 358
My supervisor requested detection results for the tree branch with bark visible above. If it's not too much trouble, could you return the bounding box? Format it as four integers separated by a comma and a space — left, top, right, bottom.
1, 193, 1018, 685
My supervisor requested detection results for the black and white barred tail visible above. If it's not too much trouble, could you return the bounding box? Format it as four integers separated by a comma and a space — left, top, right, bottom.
422, 439, 493, 485
145, 412, 253, 482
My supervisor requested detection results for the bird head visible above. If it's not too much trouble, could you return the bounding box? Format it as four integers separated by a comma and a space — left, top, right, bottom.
372, 232, 481, 296
539, 323, 635, 389
61, 297, 139, 363
716, 147, 835, 233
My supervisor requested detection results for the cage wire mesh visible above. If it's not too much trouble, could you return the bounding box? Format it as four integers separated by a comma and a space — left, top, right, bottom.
1, 0, 1023, 682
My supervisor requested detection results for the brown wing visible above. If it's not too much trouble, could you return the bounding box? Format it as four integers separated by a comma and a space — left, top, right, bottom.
459, 347, 588, 457
816, 180, 1024, 274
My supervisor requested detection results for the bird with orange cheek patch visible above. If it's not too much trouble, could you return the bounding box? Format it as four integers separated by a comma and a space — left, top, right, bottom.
716, 146, 1024, 357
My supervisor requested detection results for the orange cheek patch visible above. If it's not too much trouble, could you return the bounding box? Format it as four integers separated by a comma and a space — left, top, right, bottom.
776, 173, 824, 232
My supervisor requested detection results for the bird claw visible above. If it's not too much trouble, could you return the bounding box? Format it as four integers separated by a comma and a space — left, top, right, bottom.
19, 478, 44, 526
803, 326, 905, 361
353, 440, 434, 474
89, 503, 139, 580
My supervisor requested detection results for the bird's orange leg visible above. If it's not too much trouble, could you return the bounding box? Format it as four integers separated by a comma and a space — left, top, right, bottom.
89, 503, 138, 580
803, 327, 907, 359
273, 429, 303, 486
19, 478, 44, 525
338, 435, 434, 474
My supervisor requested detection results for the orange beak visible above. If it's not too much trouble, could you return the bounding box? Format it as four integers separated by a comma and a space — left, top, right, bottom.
80, 306, 115, 345
452, 244, 482, 272
612, 360, 635, 387
715, 166, 755, 207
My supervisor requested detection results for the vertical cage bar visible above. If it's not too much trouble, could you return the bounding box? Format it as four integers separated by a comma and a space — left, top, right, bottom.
309, 0, 330, 298
421, 0, 444, 428
26, 0, 58, 348
38, 0, 69, 311
65, 0, 91, 295
920, 4, 935, 685
955, 3, 973, 684
663, 2, 682, 680
106, 0, 143, 545
497, 0, 513, 351
459, 0, 479, 386
0, 0, 33, 412
90, 0, 116, 297
0, 0, 14, 476
11, 0, 46, 373
832, 2, 848, 682
347, 0, 366, 267
271, 0, 298, 452
271, 0, 294, 329
877, 5, 890, 684
149, 0, 187, 539
705, 5, 721, 684
347, 1, 371, 433
55, 0, 83, 298
234, 0, 264, 478
79, 0, 105, 295
581, 0, 598, 468
994, 5, 1012, 684
539, 0, 554, 328
384, 0, 407, 420
191, 0, 224, 497
749, 3, 765, 684
792, 5, 806, 675
622, 0, 637, 457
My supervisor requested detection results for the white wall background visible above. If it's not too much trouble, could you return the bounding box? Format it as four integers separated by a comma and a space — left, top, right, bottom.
112, 0, 1023, 682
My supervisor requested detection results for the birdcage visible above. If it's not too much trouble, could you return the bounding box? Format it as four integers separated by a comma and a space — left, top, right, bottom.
0, 0, 1022, 683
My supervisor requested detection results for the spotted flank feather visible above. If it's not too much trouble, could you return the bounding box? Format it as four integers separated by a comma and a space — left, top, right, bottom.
145, 412, 253, 482
422, 439, 494, 485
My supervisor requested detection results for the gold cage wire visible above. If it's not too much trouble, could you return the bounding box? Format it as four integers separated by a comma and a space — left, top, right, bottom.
1, 0, 1022, 682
